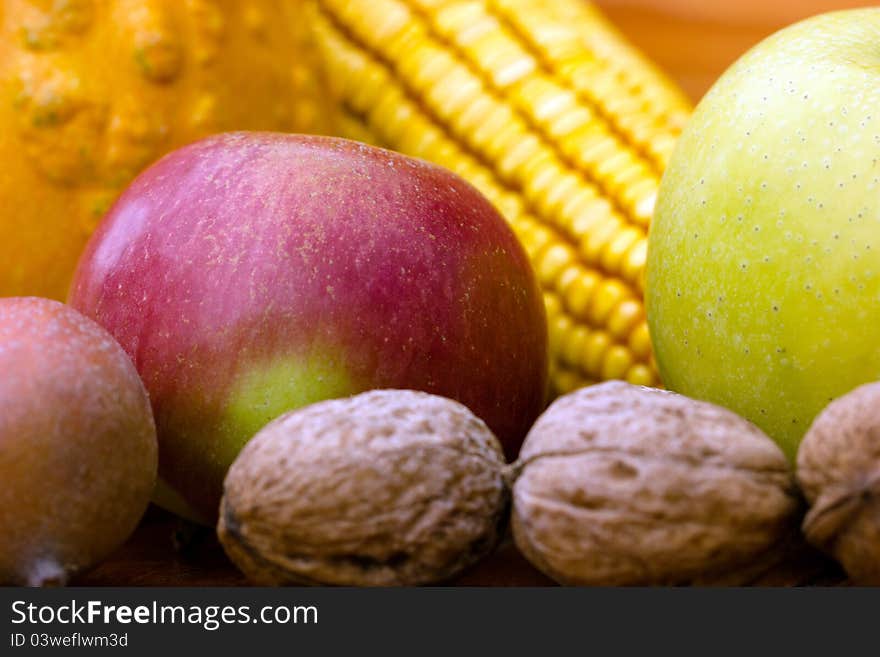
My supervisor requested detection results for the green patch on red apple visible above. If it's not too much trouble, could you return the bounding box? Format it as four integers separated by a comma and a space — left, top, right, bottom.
219, 350, 354, 466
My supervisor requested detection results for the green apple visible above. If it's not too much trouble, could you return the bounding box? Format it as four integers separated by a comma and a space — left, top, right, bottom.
646, 9, 880, 460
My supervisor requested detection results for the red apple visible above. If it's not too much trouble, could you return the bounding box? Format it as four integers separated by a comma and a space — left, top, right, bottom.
69, 132, 548, 523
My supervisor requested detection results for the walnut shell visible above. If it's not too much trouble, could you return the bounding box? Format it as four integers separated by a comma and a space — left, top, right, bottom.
797, 382, 880, 585
510, 381, 802, 585
217, 389, 508, 586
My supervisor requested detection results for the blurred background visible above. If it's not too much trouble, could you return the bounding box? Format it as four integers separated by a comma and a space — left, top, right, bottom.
595, 0, 878, 102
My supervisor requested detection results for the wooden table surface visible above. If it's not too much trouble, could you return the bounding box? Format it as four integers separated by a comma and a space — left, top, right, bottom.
76, 507, 560, 587
75, 505, 846, 587
76, 1, 868, 587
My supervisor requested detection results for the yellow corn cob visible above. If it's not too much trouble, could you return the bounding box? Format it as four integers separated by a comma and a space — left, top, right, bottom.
307, 0, 691, 394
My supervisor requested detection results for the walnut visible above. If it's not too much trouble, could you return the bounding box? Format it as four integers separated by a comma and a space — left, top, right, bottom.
510, 381, 802, 585
797, 382, 880, 585
217, 389, 508, 586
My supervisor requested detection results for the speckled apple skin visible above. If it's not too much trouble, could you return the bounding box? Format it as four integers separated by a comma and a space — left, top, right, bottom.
647, 10, 880, 460
69, 132, 548, 522
0, 297, 157, 585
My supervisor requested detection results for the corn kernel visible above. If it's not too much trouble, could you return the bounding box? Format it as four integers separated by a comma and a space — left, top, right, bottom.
601, 344, 634, 380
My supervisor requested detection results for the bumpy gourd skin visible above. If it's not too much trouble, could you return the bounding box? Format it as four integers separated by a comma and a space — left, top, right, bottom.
0, 0, 330, 299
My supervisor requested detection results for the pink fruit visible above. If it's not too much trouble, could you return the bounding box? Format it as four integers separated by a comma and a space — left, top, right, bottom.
69, 132, 548, 522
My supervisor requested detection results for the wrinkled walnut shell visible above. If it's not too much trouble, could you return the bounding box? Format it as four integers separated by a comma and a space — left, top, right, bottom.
797, 382, 880, 585
218, 389, 509, 586
511, 381, 802, 586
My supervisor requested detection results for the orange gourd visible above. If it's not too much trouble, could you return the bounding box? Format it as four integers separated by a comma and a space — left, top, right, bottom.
0, 0, 330, 299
